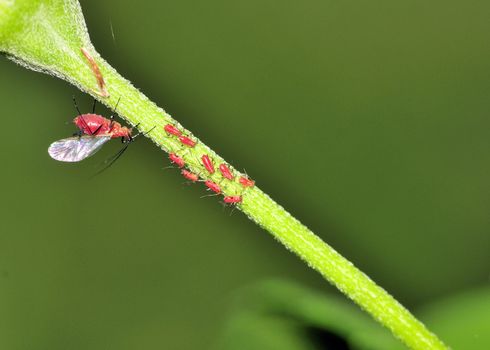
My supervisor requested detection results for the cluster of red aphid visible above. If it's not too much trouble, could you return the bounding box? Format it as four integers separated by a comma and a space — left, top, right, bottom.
51, 53, 250, 201
164, 124, 196, 147
164, 123, 255, 205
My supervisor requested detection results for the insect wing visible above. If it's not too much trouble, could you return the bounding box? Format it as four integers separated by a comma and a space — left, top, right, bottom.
48, 136, 111, 162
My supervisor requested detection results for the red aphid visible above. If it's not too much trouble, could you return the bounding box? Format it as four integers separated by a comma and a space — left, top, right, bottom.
179, 136, 196, 147
201, 154, 215, 174
205, 180, 221, 194
239, 176, 255, 187
169, 153, 185, 168
74, 114, 132, 140
181, 169, 199, 182
224, 195, 242, 204
219, 164, 234, 180
164, 124, 182, 136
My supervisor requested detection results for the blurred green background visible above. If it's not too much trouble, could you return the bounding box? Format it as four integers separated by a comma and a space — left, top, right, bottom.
1, 0, 489, 349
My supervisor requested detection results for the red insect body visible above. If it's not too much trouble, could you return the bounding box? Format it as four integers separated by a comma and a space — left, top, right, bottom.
201, 155, 215, 174
169, 153, 185, 168
239, 176, 255, 187
179, 136, 196, 147
164, 124, 182, 136
224, 195, 242, 204
219, 164, 234, 180
74, 114, 131, 140
181, 169, 199, 182
205, 180, 221, 194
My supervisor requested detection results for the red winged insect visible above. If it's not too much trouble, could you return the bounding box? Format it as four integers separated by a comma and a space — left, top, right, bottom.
48, 98, 149, 171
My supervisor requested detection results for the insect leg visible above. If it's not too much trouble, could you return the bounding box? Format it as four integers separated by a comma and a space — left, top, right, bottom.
95, 143, 130, 175
108, 97, 122, 133
131, 125, 156, 140
72, 97, 94, 135
72, 95, 82, 115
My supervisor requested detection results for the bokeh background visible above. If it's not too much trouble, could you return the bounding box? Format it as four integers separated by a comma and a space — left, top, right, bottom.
1, 0, 489, 349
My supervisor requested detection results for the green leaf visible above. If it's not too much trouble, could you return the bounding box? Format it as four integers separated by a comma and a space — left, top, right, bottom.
418, 287, 490, 350
215, 280, 405, 350
0, 0, 102, 97
216, 281, 490, 350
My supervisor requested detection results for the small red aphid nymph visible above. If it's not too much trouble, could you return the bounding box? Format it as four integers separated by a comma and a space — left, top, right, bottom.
169, 153, 185, 168
205, 180, 221, 194
179, 136, 196, 147
164, 124, 182, 137
201, 155, 215, 174
224, 195, 242, 204
219, 164, 234, 180
239, 176, 255, 187
181, 169, 199, 182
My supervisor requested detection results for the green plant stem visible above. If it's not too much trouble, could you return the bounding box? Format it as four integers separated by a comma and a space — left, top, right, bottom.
0, 1, 449, 349
63, 58, 452, 350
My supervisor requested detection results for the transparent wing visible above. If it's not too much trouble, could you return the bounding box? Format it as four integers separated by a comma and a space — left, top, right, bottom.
48, 136, 111, 162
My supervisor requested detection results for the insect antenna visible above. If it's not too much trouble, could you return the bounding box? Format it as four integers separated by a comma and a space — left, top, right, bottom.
131, 125, 156, 140
92, 123, 154, 176
200, 193, 220, 199
93, 143, 130, 176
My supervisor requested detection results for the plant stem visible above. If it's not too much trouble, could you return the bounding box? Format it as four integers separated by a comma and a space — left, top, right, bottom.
0, 1, 449, 349
82, 56, 451, 350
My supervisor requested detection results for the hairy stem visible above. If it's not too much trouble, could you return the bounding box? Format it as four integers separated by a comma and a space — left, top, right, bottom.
0, 1, 448, 349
